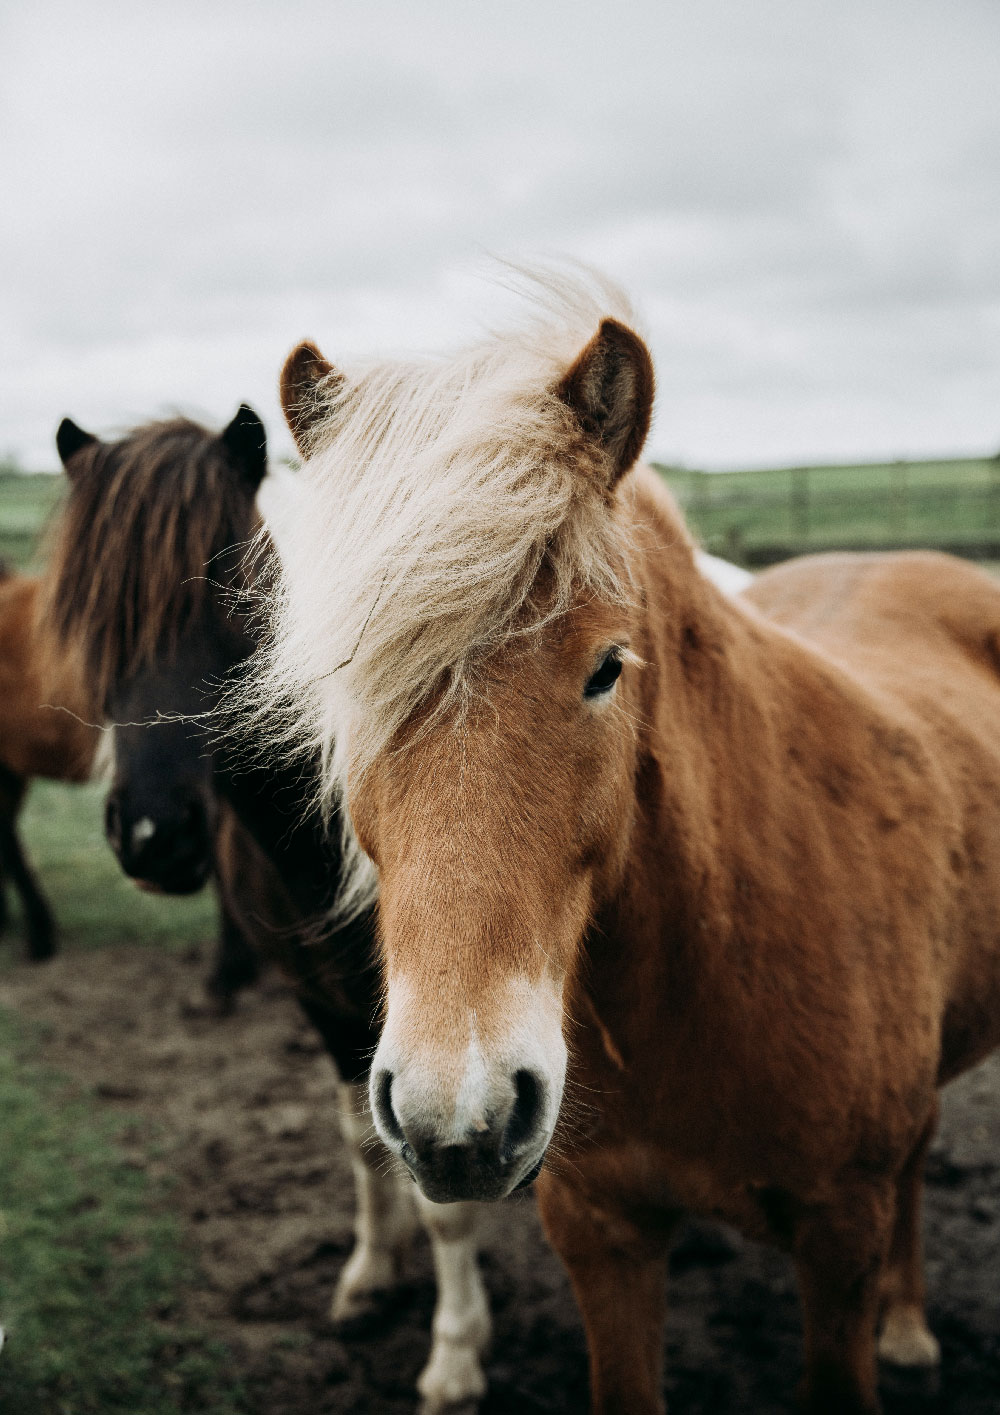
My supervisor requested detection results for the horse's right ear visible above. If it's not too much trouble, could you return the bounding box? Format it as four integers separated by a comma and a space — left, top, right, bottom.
221, 404, 268, 489
56, 417, 97, 474
280, 340, 342, 456
557, 318, 655, 487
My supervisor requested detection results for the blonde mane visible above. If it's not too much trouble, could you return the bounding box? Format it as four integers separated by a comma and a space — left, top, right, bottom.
250, 270, 644, 914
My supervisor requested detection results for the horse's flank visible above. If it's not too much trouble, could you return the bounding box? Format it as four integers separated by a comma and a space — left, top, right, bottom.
0, 573, 96, 781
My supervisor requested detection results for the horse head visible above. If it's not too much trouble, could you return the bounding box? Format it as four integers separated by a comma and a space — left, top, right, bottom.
262, 285, 656, 1202
48, 406, 267, 894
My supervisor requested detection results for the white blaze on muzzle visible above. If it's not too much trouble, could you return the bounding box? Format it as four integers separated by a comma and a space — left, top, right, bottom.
370, 972, 568, 1199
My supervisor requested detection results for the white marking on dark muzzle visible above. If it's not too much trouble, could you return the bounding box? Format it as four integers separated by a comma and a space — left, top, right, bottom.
132, 817, 156, 849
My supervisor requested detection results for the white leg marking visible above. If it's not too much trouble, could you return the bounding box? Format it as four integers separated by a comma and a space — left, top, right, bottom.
413, 1192, 490, 1413
878, 1304, 941, 1367
331, 1080, 419, 1323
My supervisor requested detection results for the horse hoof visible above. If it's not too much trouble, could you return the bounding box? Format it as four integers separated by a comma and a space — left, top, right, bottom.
417, 1341, 488, 1414
878, 1307, 941, 1368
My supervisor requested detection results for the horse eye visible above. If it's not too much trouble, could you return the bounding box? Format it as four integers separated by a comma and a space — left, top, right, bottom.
584, 651, 623, 699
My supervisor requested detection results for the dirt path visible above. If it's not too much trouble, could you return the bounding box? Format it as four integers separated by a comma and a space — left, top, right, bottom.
2, 945, 999, 1413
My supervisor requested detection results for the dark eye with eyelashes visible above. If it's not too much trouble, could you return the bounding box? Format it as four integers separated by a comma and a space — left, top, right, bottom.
584, 650, 624, 699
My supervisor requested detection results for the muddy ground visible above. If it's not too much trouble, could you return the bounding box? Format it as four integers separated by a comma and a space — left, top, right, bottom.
2, 944, 998, 1414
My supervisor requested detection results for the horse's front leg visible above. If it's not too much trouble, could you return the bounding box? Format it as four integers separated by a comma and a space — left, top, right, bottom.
536, 1170, 674, 1415
412, 1192, 489, 1414
794, 1179, 896, 1415
331, 1080, 420, 1323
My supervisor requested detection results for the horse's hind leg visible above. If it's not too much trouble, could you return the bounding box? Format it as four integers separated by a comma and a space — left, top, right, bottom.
877, 1107, 941, 1369
0, 790, 56, 961
412, 1192, 489, 1414
205, 894, 260, 1014
794, 1179, 896, 1415
330, 1079, 421, 1324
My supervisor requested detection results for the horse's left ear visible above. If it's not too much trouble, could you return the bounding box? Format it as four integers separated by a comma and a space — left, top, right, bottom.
557, 318, 654, 486
221, 404, 268, 489
56, 417, 97, 474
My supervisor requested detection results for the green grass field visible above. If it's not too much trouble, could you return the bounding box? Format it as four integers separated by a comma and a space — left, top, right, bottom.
0, 1010, 241, 1415
0, 473, 64, 573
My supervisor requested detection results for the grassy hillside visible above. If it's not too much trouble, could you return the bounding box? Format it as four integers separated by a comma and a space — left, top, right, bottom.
0, 472, 64, 572
657, 455, 1000, 564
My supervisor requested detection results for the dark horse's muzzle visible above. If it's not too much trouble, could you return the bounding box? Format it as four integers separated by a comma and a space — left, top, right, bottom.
105, 791, 214, 895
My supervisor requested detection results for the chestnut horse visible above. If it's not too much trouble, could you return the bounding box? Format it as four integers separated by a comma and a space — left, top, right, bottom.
45, 410, 490, 1413
0, 565, 98, 957
260, 274, 1000, 1414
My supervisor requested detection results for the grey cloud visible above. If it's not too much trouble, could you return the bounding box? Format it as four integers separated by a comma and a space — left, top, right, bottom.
2, 0, 999, 468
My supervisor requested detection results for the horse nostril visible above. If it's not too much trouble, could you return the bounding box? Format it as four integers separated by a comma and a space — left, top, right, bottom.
372, 1069, 406, 1147
181, 799, 208, 838
503, 1069, 545, 1159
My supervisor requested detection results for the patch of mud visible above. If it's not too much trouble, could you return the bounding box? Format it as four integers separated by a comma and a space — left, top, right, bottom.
2, 945, 999, 1413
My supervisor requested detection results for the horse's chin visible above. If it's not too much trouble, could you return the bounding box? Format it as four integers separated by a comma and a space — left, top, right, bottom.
406, 1148, 548, 1205
131, 869, 210, 897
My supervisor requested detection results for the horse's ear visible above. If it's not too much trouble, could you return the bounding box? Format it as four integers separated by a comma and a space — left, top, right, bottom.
280, 340, 342, 456
221, 404, 268, 489
56, 417, 97, 475
557, 318, 654, 486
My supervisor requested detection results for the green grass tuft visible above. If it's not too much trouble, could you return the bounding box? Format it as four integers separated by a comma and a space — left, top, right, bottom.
0, 1009, 243, 1415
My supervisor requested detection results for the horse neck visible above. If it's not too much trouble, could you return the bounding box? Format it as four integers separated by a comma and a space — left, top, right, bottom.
214, 514, 340, 914
590, 485, 868, 1038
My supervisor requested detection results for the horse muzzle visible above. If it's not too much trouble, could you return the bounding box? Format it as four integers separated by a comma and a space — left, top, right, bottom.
370, 1063, 553, 1203
105, 794, 214, 896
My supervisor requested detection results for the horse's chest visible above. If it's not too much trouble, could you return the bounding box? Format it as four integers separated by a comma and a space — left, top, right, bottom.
589, 1139, 806, 1248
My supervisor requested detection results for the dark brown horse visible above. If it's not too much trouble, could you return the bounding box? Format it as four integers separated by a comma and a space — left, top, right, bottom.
0, 564, 97, 957
45, 408, 491, 1413
266, 273, 1000, 1414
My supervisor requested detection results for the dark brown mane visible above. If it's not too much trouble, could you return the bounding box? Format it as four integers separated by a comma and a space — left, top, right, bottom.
41, 417, 260, 712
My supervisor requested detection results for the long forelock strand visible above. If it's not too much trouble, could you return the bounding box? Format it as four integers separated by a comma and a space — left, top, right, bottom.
244, 270, 643, 917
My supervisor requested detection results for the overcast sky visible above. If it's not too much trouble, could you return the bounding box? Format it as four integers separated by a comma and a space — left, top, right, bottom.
2, 0, 999, 471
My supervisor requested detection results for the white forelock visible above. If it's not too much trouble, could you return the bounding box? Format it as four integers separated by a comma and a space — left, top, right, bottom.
244, 268, 645, 917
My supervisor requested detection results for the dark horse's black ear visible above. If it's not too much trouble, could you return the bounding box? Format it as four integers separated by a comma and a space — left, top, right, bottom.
56, 417, 97, 475
221, 404, 268, 489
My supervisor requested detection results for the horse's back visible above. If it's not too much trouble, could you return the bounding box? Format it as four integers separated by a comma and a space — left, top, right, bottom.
747, 551, 1000, 1077
746, 550, 1000, 698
